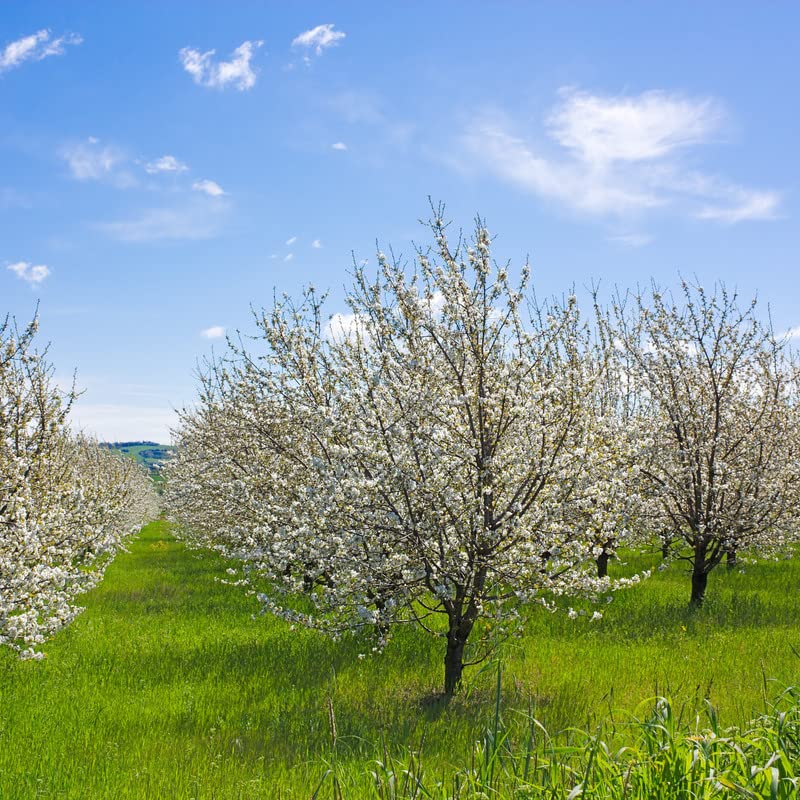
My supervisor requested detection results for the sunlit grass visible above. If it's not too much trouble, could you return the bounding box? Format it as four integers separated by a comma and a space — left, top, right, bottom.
1, 520, 799, 798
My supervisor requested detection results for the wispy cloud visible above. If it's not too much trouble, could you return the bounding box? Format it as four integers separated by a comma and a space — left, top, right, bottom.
607, 233, 653, 248
325, 311, 362, 341
326, 90, 416, 153
69, 402, 177, 443
695, 188, 780, 224
547, 89, 722, 167
311, 239, 322, 249
62, 137, 129, 182
145, 155, 188, 174
0, 29, 82, 74
180, 40, 262, 91
285, 236, 297, 246
192, 179, 225, 196
783, 326, 800, 341
201, 325, 225, 339
292, 24, 345, 58
98, 197, 230, 243
7, 261, 50, 285
328, 89, 385, 125
284, 253, 294, 262
461, 123, 660, 215
459, 88, 780, 224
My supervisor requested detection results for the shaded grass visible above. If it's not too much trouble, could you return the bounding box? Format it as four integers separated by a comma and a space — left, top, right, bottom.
1, 521, 799, 798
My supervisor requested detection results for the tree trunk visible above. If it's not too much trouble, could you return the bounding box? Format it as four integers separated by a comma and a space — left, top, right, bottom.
690, 553, 709, 608
661, 539, 670, 560
444, 633, 466, 696
442, 569, 486, 696
726, 546, 737, 570
596, 550, 610, 579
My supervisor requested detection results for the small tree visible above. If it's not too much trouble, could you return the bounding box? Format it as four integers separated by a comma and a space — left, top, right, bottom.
569, 414, 650, 579
566, 326, 652, 578
608, 282, 800, 607
168, 211, 622, 695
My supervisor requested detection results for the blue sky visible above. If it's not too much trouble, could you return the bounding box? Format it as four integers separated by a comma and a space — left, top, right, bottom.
2, 2, 798, 441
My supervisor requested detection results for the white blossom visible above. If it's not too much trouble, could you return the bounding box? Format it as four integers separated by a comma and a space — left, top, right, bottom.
166, 209, 622, 694
0, 314, 159, 655
607, 281, 800, 605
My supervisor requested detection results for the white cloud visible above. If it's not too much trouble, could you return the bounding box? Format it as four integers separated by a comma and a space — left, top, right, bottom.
311, 239, 322, 248
0, 29, 82, 73
331, 141, 348, 151
784, 326, 800, 341
201, 325, 225, 339
7, 261, 50, 285
424, 291, 446, 317
696, 189, 780, 223
285, 236, 297, 246
62, 138, 127, 182
192, 179, 226, 196
292, 24, 345, 56
179, 40, 262, 91
325, 311, 363, 341
547, 88, 722, 167
462, 122, 661, 215
98, 197, 229, 243
459, 88, 780, 224
69, 402, 177, 444
145, 155, 189, 174
284, 253, 294, 262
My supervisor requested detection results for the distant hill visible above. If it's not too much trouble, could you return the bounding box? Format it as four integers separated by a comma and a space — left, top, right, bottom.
100, 441, 175, 477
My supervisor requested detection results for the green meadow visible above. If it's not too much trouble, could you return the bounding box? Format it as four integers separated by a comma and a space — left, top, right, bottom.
2, 520, 799, 798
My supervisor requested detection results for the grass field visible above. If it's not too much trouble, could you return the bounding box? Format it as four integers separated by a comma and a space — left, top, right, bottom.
2, 520, 800, 798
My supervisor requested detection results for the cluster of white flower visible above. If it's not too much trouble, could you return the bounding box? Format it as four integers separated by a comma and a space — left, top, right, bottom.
1, 315, 159, 658
166, 210, 800, 693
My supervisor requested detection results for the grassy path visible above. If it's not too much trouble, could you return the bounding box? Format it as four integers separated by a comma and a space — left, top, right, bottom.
2, 520, 800, 798
0, 521, 327, 797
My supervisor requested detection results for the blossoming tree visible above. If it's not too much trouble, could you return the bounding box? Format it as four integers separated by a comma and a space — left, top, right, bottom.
564, 323, 654, 578
168, 212, 633, 694
567, 410, 651, 578
0, 314, 159, 658
608, 282, 800, 606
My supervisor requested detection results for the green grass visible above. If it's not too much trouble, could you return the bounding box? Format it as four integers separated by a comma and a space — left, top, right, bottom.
1, 521, 800, 798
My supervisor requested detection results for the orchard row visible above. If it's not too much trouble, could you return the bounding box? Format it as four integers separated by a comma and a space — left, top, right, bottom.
0, 315, 158, 658
4, 211, 797, 691
165, 210, 800, 695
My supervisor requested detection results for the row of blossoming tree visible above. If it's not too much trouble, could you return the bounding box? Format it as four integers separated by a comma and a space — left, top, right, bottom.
166, 211, 800, 695
1, 314, 159, 659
